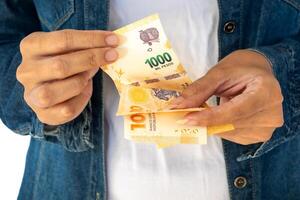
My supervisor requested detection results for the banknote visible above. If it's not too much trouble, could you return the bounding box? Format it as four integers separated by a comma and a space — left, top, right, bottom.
117, 85, 204, 115
103, 14, 234, 148
124, 111, 207, 148
102, 14, 192, 92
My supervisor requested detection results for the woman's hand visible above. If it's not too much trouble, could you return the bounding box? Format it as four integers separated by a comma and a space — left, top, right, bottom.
172, 50, 284, 145
17, 30, 119, 125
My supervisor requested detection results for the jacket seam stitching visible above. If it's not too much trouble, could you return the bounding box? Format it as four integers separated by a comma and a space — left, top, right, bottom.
282, 0, 300, 11
39, 0, 75, 30
250, 128, 294, 158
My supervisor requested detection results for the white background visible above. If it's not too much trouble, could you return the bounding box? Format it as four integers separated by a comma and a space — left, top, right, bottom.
0, 120, 29, 199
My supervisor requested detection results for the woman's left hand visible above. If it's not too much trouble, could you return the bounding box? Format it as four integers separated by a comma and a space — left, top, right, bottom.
171, 50, 284, 145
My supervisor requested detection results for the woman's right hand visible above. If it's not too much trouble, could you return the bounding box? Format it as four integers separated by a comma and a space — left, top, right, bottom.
17, 29, 119, 125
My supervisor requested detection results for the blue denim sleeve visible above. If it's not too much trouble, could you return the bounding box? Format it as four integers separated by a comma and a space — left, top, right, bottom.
238, 36, 300, 160
0, 0, 93, 152
250, 36, 300, 132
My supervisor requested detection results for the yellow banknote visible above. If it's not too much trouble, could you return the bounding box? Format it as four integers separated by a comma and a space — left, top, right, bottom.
102, 14, 234, 148
103, 14, 192, 92
123, 111, 207, 142
117, 85, 203, 115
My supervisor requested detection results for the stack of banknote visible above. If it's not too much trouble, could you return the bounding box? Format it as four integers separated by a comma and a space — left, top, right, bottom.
103, 14, 234, 148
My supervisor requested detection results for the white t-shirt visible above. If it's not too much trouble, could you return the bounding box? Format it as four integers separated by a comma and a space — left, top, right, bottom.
104, 0, 230, 199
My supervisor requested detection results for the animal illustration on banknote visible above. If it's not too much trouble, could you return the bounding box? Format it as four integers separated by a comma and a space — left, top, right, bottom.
139, 28, 159, 46
151, 88, 180, 101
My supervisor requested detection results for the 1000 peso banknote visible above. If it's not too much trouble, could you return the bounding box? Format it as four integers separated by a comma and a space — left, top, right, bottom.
103, 14, 234, 148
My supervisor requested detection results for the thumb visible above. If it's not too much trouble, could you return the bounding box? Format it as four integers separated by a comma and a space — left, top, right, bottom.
171, 70, 222, 108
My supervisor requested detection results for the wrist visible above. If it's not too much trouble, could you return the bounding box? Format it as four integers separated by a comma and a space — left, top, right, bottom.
237, 49, 274, 73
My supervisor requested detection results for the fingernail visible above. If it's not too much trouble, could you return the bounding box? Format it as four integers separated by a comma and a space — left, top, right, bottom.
105, 49, 118, 62
29, 88, 50, 108
105, 34, 119, 46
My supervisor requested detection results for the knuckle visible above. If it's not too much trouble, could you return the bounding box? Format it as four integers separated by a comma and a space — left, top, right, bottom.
75, 74, 89, 91
277, 93, 284, 104
23, 92, 31, 105
277, 117, 284, 127
61, 105, 76, 118
182, 85, 197, 97
52, 58, 68, 78
20, 32, 42, 54
86, 50, 99, 67
16, 64, 34, 86
36, 110, 52, 125
20, 37, 32, 54
36, 86, 52, 107
19, 39, 28, 54
37, 114, 49, 124
37, 110, 66, 126
271, 81, 284, 104
86, 32, 98, 48
58, 30, 74, 51
16, 64, 26, 83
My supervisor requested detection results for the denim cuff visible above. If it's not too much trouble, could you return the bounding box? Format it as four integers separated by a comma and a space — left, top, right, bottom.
248, 39, 300, 124
237, 41, 300, 161
31, 101, 94, 152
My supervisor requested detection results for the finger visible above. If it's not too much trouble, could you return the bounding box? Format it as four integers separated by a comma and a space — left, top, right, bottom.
213, 98, 283, 128
184, 83, 269, 126
180, 105, 283, 128
233, 106, 284, 128
170, 70, 223, 108
28, 68, 98, 108
26, 47, 117, 83
20, 30, 119, 57
216, 127, 275, 145
35, 80, 93, 126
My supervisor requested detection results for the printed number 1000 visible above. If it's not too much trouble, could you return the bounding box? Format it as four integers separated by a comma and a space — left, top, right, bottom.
145, 52, 172, 68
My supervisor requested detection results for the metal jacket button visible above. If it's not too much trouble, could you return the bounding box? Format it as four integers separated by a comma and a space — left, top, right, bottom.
224, 21, 236, 33
234, 176, 247, 189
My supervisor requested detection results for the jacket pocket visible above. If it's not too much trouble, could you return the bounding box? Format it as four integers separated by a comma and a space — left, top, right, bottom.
33, 0, 75, 31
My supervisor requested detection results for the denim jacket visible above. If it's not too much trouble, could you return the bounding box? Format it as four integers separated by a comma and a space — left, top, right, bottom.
0, 0, 300, 199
